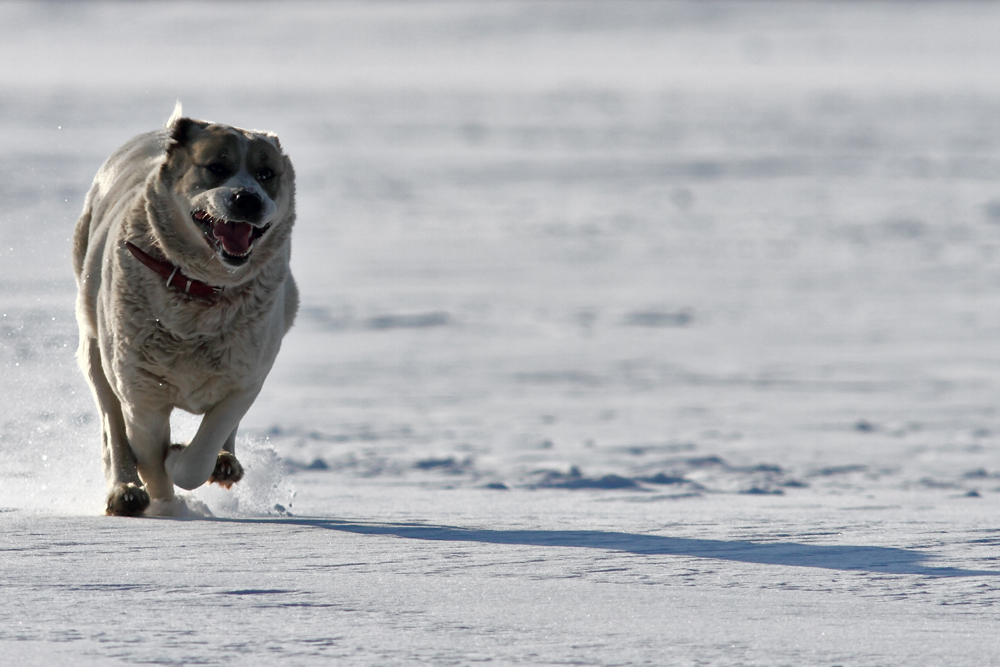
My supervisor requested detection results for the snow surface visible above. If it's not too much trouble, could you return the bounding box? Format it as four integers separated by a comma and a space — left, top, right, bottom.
4, 1, 1000, 664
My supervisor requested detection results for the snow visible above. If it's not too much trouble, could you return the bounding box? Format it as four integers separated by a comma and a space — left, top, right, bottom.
4, 0, 1000, 664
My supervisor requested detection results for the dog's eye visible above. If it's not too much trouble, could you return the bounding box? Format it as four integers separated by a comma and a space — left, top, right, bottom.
206, 163, 230, 179
256, 168, 274, 182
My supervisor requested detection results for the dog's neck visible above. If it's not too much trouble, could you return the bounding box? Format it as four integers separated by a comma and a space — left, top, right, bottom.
124, 241, 224, 299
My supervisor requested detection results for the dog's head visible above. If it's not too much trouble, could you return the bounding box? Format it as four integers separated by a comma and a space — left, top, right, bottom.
155, 110, 295, 276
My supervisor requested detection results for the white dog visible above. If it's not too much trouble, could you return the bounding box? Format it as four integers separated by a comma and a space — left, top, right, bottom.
73, 104, 298, 516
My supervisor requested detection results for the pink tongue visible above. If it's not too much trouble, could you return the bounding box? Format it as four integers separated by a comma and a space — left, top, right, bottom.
212, 220, 253, 256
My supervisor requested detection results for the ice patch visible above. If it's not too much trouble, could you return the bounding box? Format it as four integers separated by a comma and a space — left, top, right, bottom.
532, 467, 639, 490
622, 309, 694, 328
366, 312, 451, 330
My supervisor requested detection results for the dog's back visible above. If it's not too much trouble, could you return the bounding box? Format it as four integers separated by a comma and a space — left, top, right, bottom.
73, 129, 166, 276
73, 130, 167, 337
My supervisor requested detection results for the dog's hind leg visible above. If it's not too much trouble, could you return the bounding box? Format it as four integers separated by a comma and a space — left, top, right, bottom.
222, 426, 237, 454
209, 426, 244, 488
80, 336, 150, 517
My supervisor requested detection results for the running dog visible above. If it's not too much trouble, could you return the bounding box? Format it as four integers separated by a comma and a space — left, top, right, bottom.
73, 104, 298, 516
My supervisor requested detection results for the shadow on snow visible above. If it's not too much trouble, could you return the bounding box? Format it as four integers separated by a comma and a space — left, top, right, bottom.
209, 516, 998, 577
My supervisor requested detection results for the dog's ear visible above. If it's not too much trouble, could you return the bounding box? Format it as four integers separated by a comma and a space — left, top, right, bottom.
260, 131, 283, 153
165, 104, 211, 153
167, 116, 210, 151
162, 113, 211, 176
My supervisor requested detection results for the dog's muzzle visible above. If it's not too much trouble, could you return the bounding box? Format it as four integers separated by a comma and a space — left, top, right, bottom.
192, 208, 272, 267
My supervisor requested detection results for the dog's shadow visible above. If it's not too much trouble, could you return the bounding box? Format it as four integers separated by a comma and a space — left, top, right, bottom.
198, 515, 998, 577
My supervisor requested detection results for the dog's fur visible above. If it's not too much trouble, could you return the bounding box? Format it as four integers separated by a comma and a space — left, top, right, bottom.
73, 104, 298, 516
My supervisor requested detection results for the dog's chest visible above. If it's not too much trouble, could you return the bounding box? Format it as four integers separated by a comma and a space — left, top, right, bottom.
131, 300, 274, 413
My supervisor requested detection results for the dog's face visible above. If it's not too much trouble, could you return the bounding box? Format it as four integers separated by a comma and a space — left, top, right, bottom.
160, 117, 294, 270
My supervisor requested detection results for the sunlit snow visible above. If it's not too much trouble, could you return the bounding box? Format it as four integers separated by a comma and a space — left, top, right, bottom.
4, 1, 1000, 664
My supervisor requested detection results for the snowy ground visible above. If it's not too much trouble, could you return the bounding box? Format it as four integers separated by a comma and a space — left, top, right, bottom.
5, 1, 1000, 664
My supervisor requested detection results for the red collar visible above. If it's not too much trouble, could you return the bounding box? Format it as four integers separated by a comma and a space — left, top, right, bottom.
124, 241, 224, 299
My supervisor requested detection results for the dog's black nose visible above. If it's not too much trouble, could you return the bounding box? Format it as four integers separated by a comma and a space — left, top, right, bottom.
230, 191, 263, 222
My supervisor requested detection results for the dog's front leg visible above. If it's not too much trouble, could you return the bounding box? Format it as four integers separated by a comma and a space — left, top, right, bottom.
122, 406, 173, 503
165, 387, 260, 490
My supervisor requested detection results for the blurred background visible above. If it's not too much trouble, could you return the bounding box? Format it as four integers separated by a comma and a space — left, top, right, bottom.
5, 1, 1000, 512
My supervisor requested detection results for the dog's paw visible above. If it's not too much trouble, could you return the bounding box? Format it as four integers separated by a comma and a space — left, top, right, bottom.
105, 482, 150, 517
209, 451, 244, 489
146, 495, 214, 518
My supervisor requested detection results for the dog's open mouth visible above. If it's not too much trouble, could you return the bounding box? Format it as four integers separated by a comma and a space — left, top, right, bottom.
192, 211, 271, 265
